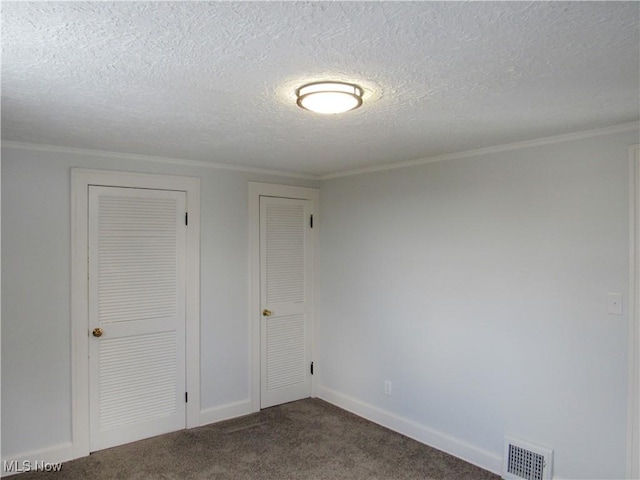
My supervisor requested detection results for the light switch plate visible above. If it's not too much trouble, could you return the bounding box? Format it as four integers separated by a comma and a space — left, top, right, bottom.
607, 293, 623, 315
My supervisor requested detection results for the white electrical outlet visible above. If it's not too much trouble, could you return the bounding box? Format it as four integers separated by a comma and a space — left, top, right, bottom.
384, 380, 392, 395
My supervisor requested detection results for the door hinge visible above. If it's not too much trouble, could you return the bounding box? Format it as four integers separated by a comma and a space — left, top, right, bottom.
310, 214, 313, 228
185, 212, 188, 226
310, 362, 314, 375
185, 392, 188, 403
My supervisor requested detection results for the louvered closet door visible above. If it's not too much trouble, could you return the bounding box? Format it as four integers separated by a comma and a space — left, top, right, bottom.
260, 196, 313, 408
88, 186, 186, 451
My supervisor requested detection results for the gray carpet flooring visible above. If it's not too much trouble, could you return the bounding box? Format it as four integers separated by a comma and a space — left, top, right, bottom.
18, 398, 499, 479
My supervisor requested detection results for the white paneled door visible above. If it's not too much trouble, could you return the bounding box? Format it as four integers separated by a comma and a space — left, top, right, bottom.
260, 196, 313, 408
88, 186, 187, 451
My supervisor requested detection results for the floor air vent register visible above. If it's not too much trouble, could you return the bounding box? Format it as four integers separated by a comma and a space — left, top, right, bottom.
502, 436, 553, 480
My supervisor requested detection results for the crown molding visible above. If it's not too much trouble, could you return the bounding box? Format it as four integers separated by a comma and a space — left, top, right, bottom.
3, 121, 638, 181
0, 141, 319, 180
319, 121, 640, 180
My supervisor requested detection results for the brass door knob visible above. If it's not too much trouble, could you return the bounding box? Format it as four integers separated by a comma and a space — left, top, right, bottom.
92, 327, 103, 338
262, 309, 273, 317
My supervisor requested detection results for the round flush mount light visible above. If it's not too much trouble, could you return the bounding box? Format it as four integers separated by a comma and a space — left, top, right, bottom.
296, 81, 364, 114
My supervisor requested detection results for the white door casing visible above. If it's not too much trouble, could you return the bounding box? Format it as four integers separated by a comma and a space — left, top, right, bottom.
71, 169, 200, 460
249, 183, 319, 412
88, 186, 186, 451
629, 145, 640, 480
260, 197, 313, 408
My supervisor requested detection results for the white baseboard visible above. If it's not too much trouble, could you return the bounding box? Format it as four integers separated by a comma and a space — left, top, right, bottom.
1, 442, 73, 477
199, 399, 253, 427
0, 395, 502, 477
316, 385, 502, 476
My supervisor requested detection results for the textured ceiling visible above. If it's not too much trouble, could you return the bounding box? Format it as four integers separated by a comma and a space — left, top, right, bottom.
2, 1, 639, 176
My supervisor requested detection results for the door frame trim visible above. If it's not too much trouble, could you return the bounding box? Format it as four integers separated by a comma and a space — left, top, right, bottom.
71, 168, 201, 459
248, 182, 319, 412
629, 145, 640, 479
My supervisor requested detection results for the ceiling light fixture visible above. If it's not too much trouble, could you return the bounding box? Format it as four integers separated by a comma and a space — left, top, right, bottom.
296, 81, 363, 114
